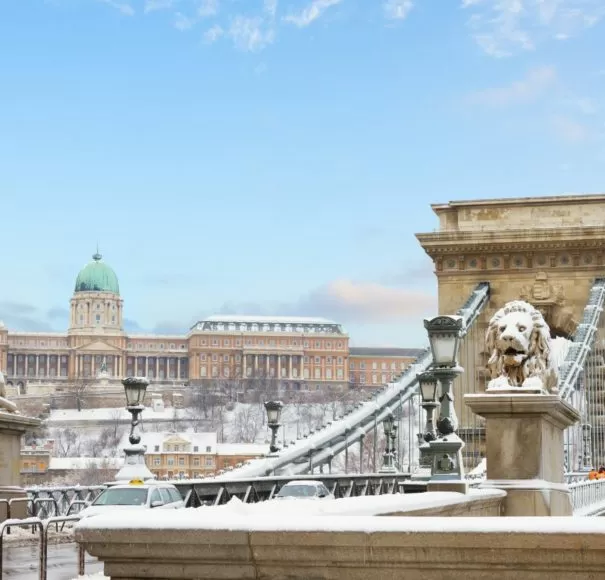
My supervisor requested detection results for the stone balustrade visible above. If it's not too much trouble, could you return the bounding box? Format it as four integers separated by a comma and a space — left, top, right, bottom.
76, 491, 507, 579
76, 493, 605, 580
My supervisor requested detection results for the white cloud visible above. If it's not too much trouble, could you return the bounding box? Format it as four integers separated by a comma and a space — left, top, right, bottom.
463, 0, 605, 57
174, 11, 195, 30
144, 0, 174, 13
293, 280, 436, 324
229, 15, 275, 51
383, 0, 413, 20
467, 66, 557, 106
551, 115, 593, 143
198, 0, 218, 18
98, 0, 134, 16
204, 24, 224, 43
264, 0, 278, 19
283, 0, 341, 27
574, 97, 598, 115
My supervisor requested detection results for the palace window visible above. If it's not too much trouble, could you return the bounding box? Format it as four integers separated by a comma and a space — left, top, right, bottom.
326, 369, 332, 379
223, 355, 229, 362
314, 357, 320, 364
224, 339, 230, 346
206, 446, 211, 452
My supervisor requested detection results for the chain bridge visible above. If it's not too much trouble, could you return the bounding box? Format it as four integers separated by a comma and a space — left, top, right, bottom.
24, 194, 605, 517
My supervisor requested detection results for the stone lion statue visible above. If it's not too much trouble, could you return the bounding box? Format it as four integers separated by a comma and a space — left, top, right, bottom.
0, 371, 18, 413
485, 300, 558, 394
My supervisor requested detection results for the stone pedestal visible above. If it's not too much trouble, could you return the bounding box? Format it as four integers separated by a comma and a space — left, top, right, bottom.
0, 412, 41, 521
464, 393, 580, 516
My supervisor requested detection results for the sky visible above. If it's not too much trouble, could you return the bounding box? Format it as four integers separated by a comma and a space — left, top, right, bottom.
1, 0, 604, 347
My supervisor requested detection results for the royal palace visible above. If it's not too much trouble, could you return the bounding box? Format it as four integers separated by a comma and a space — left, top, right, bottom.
0, 252, 422, 398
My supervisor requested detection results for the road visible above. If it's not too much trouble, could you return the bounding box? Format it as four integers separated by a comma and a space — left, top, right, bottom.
3, 543, 103, 580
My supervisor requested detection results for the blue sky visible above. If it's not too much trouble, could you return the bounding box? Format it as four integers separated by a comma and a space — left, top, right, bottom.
1, 0, 604, 346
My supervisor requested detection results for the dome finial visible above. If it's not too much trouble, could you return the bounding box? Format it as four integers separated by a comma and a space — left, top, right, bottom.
93, 243, 102, 262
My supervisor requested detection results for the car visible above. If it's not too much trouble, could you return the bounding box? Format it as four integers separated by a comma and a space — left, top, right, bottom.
274, 480, 335, 500
78, 479, 185, 519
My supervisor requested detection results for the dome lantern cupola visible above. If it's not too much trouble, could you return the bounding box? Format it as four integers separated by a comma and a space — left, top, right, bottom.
74, 250, 120, 295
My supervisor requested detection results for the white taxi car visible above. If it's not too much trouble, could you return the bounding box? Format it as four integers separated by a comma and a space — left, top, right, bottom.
78, 479, 185, 519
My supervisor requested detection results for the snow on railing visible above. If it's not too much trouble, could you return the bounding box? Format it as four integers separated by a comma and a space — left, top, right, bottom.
569, 478, 605, 516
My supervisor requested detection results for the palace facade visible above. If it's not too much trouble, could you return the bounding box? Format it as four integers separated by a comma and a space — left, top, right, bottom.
0, 252, 423, 395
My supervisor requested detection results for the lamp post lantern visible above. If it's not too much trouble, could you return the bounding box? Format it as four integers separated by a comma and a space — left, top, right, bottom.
417, 371, 439, 473
379, 413, 397, 474
115, 377, 155, 482
264, 400, 283, 455
423, 315, 467, 489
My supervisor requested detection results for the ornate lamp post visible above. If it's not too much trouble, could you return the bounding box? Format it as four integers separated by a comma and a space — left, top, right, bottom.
264, 400, 283, 456
390, 422, 399, 471
417, 371, 439, 472
423, 315, 466, 488
379, 413, 397, 474
115, 377, 154, 482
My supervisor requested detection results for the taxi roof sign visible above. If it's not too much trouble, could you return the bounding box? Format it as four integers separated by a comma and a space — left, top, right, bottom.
129, 479, 144, 485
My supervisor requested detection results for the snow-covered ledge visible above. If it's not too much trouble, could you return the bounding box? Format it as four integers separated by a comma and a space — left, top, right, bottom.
76, 492, 509, 579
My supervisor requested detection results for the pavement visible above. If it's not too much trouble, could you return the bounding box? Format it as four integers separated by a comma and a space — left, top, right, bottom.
3, 543, 103, 580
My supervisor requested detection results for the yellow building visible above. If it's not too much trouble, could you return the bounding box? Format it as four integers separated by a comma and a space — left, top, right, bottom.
139, 432, 267, 479
0, 251, 422, 395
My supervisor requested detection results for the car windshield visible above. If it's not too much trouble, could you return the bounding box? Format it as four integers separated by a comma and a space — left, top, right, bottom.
277, 485, 319, 498
92, 488, 148, 506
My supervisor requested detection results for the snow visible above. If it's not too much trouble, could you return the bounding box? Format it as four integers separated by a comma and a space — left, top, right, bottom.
49, 406, 186, 423
77, 490, 507, 532
201, 314, 338, 325
70, 574, 108, 580
50, 457, 123, 470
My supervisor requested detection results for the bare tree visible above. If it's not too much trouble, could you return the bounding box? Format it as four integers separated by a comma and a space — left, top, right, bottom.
53, 427, 82, 457
73, 459, 119, 485
230, 405, 264, 443
69, 380, 91, 412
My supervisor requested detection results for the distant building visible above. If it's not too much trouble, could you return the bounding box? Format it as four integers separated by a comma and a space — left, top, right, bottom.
0, 251, 423, 397
348, 347, 425, 387
134, 432, 267, 480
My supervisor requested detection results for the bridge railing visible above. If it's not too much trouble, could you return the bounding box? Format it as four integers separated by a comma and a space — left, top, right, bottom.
569, 478, 605, 516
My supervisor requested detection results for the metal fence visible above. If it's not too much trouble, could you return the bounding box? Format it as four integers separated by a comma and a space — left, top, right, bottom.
0, 515, 87, 580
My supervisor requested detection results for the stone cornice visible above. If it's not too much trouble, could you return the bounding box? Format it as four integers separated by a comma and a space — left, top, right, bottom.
416, 226, 605, 255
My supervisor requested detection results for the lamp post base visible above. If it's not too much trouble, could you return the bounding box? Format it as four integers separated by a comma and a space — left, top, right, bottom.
115, 444, 155, 482
427, 432, 468, 494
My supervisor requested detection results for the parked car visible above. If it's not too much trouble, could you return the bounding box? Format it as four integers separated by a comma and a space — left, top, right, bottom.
274, 480, 335, 500
78, 480, 185, 519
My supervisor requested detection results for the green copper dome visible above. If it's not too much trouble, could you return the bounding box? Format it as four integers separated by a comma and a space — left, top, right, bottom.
74, 251, 120, 295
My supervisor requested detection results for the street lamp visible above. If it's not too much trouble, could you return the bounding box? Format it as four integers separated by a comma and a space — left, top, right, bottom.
417, 371, 439, 472
264, 400, 283, 455
423, 315, 466, 488
379, 413, 397, 474
115, 377, 154, 482
424, 315, 463, 368
390, 422, 398, 470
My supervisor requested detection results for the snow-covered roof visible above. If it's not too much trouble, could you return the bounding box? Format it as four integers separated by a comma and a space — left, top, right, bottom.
122, 432, 218, 453
216, 444, 267, 457
202, 315, 338, 325
49, 457, 124, 470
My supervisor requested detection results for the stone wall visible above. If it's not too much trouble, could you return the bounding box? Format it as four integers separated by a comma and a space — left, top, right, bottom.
77, 507, 605, 580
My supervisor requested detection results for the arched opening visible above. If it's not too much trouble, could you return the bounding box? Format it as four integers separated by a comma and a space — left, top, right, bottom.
17, 381, 26, 395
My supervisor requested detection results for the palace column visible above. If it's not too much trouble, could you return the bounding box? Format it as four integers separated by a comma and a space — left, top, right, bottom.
288, 356, 293, 379
24, 356, 28, 377
156, 358, 160, 378
144, 357, 149, 378
177, 358, 181, 380
166, 358, 170, 379
254, 355, 258, 375
299, 357, 304, 379
266, 355, 270, 376
35, 356, 39, 377
46, 356, 50, 377
277, 356, 282, 379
